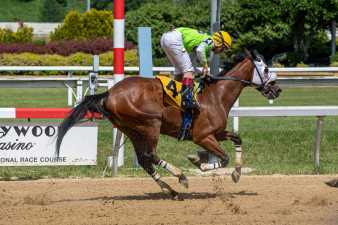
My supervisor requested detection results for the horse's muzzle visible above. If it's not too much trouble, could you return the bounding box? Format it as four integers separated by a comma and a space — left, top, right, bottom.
258, 82, 282, 99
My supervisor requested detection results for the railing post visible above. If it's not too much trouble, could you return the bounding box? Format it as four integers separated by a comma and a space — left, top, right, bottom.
314, 116, 324, 173
210, 0, 221, 76
89, 55, 99, 95
138, 27, 153, 77
67, 72, 73, 106
112, 128, 123, 176
76, 80, 83, 105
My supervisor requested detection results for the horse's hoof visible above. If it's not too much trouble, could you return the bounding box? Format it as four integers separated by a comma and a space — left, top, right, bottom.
231, 170, 241, 183
325, 179, 338, 188
179, 174, 189, 189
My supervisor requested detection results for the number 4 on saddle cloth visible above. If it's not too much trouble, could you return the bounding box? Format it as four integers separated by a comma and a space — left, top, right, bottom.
156, 75, 201, 141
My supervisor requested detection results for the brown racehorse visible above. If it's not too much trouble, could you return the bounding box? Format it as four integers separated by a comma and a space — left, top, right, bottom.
56, 50, 281, 199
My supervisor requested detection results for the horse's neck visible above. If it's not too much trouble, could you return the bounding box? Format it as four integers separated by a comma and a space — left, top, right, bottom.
218, 59, 253, 111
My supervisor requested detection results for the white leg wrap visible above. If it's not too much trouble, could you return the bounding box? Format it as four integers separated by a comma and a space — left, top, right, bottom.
235, 145, 242, 166
158, 160, 181, 177
200, 161, 222, 171
151, 171, 161, 181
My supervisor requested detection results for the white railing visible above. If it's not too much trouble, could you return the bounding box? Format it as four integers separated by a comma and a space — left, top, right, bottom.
229, 106, 338, 117
229, 106, 338, 172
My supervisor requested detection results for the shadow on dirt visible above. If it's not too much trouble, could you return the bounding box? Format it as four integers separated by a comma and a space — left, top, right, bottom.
53, 192, 217, 202
52, 190, 258, 203
230, 190, 258, 196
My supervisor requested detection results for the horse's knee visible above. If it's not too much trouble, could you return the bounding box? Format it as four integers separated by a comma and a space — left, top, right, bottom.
215, 131, 242, 145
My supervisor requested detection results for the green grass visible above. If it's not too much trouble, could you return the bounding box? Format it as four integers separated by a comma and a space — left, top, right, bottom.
0, 86, 337, 179
0, 0, 86, 22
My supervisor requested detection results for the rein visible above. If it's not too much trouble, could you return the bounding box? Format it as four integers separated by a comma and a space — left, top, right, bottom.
206, 74, 253, 86
200, 57, 268, 90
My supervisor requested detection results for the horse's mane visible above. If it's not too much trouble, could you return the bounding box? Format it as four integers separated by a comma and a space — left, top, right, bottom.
218, 52, 248, 76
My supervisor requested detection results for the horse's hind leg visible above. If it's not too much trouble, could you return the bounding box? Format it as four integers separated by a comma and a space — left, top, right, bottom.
135, 151, 179, 198
128, 129, 182, 200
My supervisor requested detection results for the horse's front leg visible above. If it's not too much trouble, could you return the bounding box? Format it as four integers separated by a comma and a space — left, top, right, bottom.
216, 131, 243, 183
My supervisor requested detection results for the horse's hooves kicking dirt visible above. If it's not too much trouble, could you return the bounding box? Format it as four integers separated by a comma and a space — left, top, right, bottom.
325, 179, 338, 188
178, 174, 189, 188
231, 170, 241, 183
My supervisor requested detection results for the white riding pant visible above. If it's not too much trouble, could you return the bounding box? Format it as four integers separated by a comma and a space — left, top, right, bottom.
160, 30, 194, 75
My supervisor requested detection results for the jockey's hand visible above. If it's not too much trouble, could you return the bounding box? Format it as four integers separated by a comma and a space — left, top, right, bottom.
202, 64, 209, 76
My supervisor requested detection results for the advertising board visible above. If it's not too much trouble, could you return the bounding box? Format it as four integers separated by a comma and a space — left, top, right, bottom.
0, 122, 97, 166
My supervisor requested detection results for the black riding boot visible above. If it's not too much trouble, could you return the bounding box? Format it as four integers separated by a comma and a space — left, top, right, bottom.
181, 84, 199, 110
178, 82, 199, 140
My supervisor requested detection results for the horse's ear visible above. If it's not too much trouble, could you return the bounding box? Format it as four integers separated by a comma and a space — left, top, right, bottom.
252, 49, 261, 61
252, 49, 266, 62
243, 48, 253, 59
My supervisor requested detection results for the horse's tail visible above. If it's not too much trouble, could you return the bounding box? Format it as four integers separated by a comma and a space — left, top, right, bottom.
55, 91, 110, 157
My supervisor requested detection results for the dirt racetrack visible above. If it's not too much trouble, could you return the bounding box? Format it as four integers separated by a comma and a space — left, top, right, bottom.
0, 175, 337, 225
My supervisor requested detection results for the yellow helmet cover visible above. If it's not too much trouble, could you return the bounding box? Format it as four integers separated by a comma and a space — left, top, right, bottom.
212, 31, 232, 49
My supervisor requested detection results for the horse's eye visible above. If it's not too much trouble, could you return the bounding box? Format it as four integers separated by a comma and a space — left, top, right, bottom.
264, 67, 269, 73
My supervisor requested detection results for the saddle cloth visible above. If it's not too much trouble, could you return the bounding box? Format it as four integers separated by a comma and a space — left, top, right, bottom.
156, 75, 198, 109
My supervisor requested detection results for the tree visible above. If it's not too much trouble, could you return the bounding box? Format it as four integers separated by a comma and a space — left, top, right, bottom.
50, 10, 113, 41
280, 0, 338, 61
125, 0, 148, 11
125, 0, 209, 57
224, 0, 291, 60
40, 0, 66, 22
56, 0, 67, 7
125, 0, 338, 65
230, 0, 338, 64
91, 0, 113, 10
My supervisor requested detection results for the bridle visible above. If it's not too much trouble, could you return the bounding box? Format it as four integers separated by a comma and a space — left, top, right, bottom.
205, 56, 269, 90
194, 49, 280, 99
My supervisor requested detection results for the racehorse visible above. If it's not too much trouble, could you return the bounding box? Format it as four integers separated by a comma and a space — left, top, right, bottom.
56, 50, 281, 199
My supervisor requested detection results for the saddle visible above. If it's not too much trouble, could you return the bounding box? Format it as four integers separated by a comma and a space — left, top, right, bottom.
156, 75, 199, 110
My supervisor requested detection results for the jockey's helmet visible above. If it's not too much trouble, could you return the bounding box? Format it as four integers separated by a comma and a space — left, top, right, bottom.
212, 31, 232, 50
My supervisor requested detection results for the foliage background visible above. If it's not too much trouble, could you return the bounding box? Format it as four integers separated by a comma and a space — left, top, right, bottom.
50, 10, 114, 41
1, 0, 338, 66
125, 0, 338, 66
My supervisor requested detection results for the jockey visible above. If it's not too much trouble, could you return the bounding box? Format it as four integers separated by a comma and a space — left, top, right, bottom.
161, 27, 233, 139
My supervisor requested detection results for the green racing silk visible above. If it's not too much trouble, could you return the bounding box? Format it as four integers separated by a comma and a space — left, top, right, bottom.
176, 27, 212, 53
